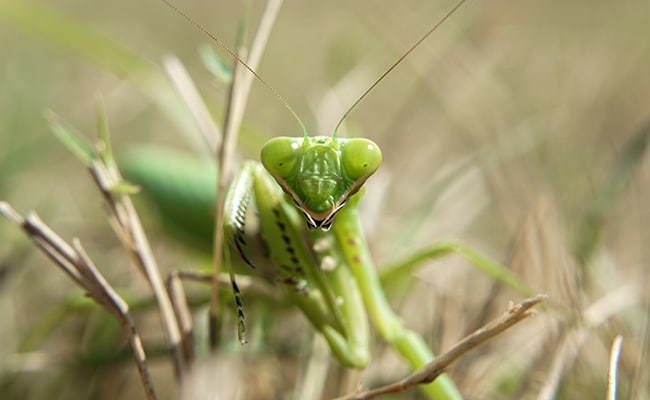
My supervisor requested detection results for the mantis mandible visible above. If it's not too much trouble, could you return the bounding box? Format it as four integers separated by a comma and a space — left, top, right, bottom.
126, 1, 470, 399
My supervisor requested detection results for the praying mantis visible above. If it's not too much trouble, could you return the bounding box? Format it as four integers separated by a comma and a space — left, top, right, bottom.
119, 0, 510, 398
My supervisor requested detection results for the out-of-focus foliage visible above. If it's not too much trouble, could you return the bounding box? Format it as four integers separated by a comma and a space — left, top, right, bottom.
1, 0, 649, 399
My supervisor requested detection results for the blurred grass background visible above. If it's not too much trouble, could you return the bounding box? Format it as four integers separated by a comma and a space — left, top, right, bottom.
1, 0, 650, 399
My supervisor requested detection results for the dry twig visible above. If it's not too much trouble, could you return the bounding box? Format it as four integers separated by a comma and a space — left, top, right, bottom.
607, 335, 623, 400
88, 150, 186, 378
176, 270, 280, 300
13, 106, 188, 389
537, 285, 639, 400
209, 0, 284, 348
164, 269, 283, 364
335, 294, 547, 400
0, 202, 157, 400
163, 55, 221, 152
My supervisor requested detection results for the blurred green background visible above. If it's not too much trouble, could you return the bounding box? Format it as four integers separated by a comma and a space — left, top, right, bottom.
1, 0, 650, 399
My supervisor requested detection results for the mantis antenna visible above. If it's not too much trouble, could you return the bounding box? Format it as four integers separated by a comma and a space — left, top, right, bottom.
157, 0, 310, 139
332, 0, 467, 138
158, 0, 467, 140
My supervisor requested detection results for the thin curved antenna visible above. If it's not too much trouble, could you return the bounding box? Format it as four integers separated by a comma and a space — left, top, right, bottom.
333, 0, 467, 138
158, 0, 309, 138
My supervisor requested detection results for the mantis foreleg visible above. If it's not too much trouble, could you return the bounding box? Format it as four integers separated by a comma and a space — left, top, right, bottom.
224, 161, 370, 367
224, 161, 462, 399
331, 193, 463, 400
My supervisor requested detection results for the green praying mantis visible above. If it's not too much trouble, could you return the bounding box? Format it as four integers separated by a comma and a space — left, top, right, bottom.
117, 0, 527, 399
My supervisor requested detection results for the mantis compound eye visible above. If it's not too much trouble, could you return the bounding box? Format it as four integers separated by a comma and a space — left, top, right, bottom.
340, 138, 382, 182
260, 137, 302, 179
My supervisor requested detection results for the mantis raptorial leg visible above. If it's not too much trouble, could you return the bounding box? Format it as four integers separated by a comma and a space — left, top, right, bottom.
126, 136, 465, 399
219, 150, 461, 398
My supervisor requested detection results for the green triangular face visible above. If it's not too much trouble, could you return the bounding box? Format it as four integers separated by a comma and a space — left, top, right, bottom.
261, 136, 382, 230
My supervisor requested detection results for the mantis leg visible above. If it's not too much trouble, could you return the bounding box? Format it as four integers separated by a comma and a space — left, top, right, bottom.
224, 161, 370, 367
331, 193, 463, 400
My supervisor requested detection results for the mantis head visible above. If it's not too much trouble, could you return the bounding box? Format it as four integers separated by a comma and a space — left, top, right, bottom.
261, 136, 382, 230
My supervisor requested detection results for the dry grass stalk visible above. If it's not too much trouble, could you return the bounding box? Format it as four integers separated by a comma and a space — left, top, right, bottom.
87, 153, 186, 378
537, 285, 639, 400
607, 335, 623, 400
209, 0, 285, 348
0, 202, 157, 400
335, 294, 547, 400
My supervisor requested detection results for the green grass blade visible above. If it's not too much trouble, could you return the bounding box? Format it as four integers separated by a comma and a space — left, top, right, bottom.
199, 44, 233, 84
381, 241, 534, 297
95, 96, 113, 166
46, 111, 95, 166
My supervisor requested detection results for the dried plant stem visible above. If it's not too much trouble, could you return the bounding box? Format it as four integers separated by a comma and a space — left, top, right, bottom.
335, 294, 547, 400
89, 158, 186, 378
165, 269, 282, 363
210, 0, 283, 348
178, 270, 280, 300
0, 202, 157, 400
163, 55, 221, 152
296, 334, 331, 400
167, 270, 195, 364
607, 335, 623, 400
537, 285, 639, 400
